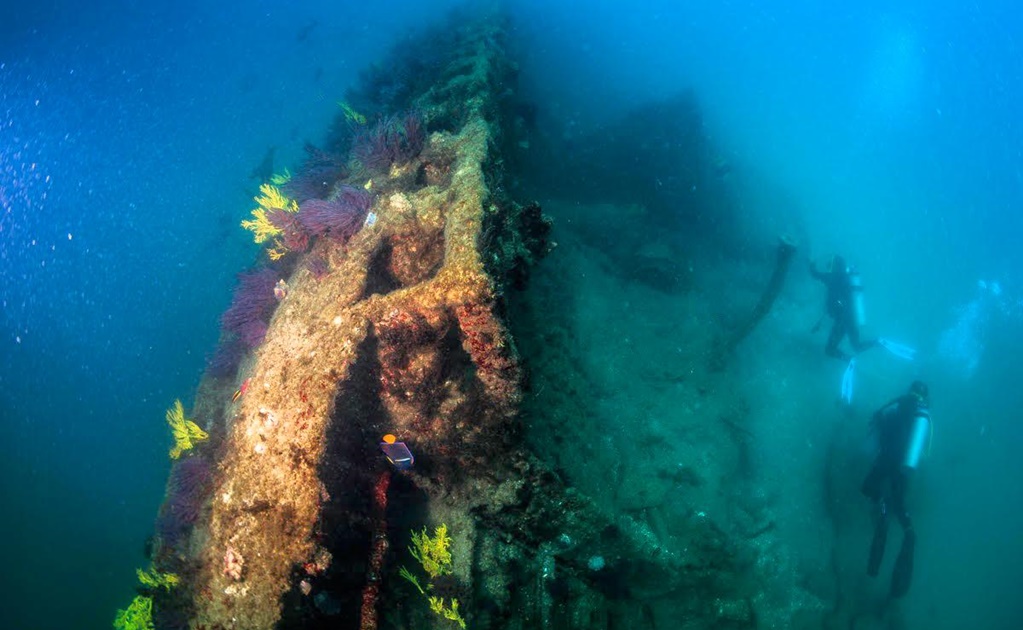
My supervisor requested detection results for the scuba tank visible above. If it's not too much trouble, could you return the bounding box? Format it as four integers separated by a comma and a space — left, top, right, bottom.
903, 403, 931, 469
848, 267, 866, 328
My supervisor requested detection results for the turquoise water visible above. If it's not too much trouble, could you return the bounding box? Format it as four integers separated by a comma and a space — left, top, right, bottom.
2, 1, 1022, 628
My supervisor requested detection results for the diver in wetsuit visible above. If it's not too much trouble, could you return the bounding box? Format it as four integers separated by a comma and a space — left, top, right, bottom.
862, 380, 931, 599
809, 255, 878, 361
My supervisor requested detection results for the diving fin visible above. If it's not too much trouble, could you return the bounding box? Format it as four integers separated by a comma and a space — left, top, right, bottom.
890, 530, 916, 598
841, 358, 855, 404
878, 338, 917, 362
867, 509, 888, 577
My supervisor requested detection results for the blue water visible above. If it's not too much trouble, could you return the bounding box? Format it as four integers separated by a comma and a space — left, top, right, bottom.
2, 1, 1022, 628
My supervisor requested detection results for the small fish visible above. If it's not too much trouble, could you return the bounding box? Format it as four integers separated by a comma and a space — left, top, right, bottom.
296, 19, 319, 42
232, 378, 251, 403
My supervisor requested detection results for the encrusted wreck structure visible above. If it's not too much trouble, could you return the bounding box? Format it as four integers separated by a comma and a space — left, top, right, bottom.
146, 11, 806, 630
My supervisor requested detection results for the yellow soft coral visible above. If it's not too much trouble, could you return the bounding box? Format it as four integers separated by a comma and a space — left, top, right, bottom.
112, 595, 153, 630
166, 399, 208, 459
410, 523, 453, 579
399, 565, 425, 593
242, 184, 301, 259
255, 183, 298, 213
338, 100, 367, 125
270, 168, 292, 186
429, 596, 467, 629
241, 208, 282, 244
241, 184, 299, 244
267, 244, 290, 261
136, 567, 179, 591
402, 524, 466, 627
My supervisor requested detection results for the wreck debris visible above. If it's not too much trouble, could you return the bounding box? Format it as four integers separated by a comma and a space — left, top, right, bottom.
717, 235, 798, 364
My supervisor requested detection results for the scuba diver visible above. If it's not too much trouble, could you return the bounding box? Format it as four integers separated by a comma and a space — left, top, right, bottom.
810, 255, 916, 404
809, 255, 877, 361
862, 380, 932, 599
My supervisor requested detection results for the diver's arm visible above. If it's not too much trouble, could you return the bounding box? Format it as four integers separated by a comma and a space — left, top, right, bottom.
808, 259, 827, 282
871, 396, 905, 424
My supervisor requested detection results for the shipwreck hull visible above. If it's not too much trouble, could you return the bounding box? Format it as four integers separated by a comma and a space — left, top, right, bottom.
189, 24, 527, 628
155, 12, 763, 630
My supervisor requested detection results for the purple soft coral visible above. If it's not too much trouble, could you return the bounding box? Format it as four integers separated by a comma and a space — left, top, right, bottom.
297, 185, 372, 241
265, 208, 310, 253
208, 337, 246, 378
283, 143, 348, 203
235, 319, 270, 348
171, 454, 213, 496
352, 110, 425, 171
399, 110, 425, 157
156, 455, 213, 547
221, 268, 278, 348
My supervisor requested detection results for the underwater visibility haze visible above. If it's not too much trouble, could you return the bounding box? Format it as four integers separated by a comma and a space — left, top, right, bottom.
2, 1, 1022, 628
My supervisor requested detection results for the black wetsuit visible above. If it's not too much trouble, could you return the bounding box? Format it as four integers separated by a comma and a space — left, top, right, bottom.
861, 394, 927, 597
810, 265, 875, 360
861, 395, 923, 527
